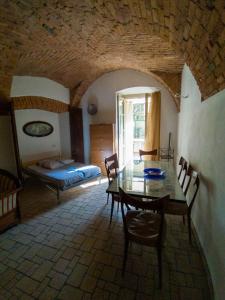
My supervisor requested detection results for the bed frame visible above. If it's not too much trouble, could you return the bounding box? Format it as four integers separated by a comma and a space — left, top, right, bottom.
22, 155, 101, 202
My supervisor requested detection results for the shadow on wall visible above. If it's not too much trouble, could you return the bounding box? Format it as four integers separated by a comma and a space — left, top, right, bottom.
197, 173, 214, 225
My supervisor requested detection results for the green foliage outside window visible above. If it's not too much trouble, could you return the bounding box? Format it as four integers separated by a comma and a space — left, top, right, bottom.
133, 103, 145, 139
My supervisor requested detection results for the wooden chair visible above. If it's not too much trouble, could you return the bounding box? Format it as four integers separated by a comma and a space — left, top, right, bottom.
139, 149, 158, 160
183, 165, 194, 196
105, 153, 119, 182
119, 188, 169, 288
105, 153, 120, 223
179, 160, 188, 188
165, 171, 200, 243
178, 156, 186, 180
0, 169, 22, 233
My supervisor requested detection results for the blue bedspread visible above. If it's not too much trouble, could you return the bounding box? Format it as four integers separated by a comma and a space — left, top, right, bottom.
27, 163, 101, 188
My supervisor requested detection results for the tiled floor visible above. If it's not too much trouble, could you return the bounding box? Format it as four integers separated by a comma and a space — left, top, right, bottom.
0, 178, 212, 299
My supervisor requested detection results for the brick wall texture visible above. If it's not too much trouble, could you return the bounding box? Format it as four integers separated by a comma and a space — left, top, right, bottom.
12, 96, 69, 113
0, 0, 224, 110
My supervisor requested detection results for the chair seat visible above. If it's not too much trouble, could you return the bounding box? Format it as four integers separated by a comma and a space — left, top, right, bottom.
165, 202, 188, 215
126, 211, 163, 246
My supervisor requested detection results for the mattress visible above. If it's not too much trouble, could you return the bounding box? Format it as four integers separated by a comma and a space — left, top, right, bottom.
26, 162, 101, 188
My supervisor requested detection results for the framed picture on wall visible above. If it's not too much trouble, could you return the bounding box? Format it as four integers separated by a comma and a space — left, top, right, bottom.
23, 121, 54, 137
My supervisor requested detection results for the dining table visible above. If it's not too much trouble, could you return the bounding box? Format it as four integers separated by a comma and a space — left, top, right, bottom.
106, 160, 186, 203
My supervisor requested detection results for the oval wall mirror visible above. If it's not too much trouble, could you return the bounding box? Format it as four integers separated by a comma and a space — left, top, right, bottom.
23, 121, 54, 137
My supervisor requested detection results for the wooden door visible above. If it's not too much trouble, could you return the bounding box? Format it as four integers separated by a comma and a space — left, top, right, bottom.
90, 124, 114, 175
69, 108, 84, 162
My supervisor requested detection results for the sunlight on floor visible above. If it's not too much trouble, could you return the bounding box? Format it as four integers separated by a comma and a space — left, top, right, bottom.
80, 177, 108, 188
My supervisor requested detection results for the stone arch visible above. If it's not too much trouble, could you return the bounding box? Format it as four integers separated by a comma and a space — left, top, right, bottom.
71, 69, 181, 111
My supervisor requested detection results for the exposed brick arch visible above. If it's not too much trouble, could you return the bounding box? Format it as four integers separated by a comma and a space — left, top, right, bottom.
0, 1, 224, 108
71, 69, 181, 111
12, 96, 69, 113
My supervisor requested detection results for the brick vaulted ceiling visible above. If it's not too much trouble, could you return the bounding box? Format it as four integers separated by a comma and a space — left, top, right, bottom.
0, 1, 224, 110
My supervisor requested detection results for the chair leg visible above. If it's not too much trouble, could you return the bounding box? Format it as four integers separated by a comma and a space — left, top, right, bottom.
125, 203, 131, 210
122, 239, 129, 276
117, 200, 120, 212
182, 215, 186, 225
157, 247, 162, 289
110, 195, 115, 224
188, 213, 192, 244
107, 192, 109, 205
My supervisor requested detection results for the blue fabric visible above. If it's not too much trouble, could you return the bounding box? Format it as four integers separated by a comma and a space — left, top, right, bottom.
45, 164, 100, 187
28, 162, 101, 188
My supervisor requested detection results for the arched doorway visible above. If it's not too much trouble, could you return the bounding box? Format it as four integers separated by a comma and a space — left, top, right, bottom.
116, 87, 159, 166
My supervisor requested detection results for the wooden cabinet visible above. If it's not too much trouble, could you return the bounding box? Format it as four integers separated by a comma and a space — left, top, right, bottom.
70, 108, 84, 162
90, 124, 115, 175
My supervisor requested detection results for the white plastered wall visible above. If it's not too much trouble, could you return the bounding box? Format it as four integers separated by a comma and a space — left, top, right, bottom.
15, 109, 61, 162
11, 76, 70, 104
59, 112, 71, 158
177, 64, 225, 300
80, 69, 178, 163
10, 76, 71, 161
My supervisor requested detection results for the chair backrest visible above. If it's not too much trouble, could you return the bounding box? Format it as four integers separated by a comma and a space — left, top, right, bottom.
183, 165, 194, 195
186, 171, 200, 212
104, 153, 119, 184
119, 187, 169, 241
179, 161, 188, 188
139, 149, 158, 160
178, 156, 187, 180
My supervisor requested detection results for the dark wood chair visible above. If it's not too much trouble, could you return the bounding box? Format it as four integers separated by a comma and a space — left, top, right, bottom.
179, 160, 188, 188
119, 188, 169, 288
178, 156, 186, 180
139, 149, 158, 160
165, 171, 200, 243
183, 165, 194, 196
105, 153, 120, 223
105, 153, 119, 182
0, 169, 22, 233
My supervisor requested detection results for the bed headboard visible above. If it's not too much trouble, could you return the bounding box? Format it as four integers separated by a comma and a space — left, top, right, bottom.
22, 151, 61, 167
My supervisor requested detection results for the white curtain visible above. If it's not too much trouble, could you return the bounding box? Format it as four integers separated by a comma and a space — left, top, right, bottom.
124, 99, 133, 164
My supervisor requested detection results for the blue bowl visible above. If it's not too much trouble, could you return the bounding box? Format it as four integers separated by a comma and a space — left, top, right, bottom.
144, 168, 161, 174
144, 168, 166, 180
144, 174, 165, 180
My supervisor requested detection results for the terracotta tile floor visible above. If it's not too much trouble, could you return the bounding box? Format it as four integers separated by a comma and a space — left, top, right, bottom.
0, 178, 213, 299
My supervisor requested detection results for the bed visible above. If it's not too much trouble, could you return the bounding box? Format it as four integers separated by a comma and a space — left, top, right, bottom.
22, 159, 101, 202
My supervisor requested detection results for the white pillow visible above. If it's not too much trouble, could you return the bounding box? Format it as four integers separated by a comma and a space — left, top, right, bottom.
58, 159, 74, 165
37, 159, 63, 170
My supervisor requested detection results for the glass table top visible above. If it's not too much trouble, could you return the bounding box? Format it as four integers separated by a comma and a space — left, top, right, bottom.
106, 160, 186, 202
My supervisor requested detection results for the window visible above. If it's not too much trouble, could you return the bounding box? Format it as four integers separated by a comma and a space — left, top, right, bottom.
133, 103, 145, 139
